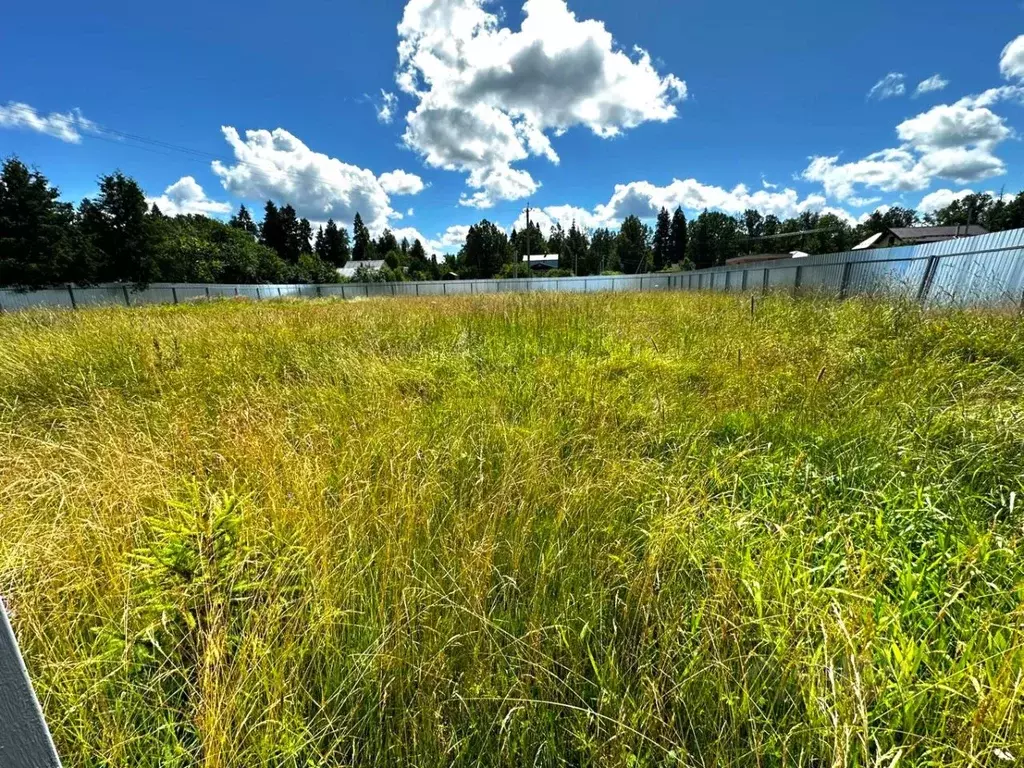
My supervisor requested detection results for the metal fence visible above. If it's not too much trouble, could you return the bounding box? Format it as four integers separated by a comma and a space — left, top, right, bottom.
4, 228, 1024, 312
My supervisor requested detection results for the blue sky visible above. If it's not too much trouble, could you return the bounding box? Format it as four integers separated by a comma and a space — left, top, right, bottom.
3, 0, 1024, 253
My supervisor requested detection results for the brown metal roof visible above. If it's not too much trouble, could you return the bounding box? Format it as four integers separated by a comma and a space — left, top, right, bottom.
724, 253, 794, 266
889, 225, 988, 242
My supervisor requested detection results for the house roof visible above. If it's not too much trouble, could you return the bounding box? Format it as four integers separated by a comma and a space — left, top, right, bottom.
853, 225, 989, 251
724, 253, 795, 266
524, 254, 558, 263
888, 225, 988, 242
852, 232, 885, 251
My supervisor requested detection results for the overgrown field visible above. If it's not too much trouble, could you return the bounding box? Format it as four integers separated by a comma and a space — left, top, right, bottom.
1, 292, 1023, 767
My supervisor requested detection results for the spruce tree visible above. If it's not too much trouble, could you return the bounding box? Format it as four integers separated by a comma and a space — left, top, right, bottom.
230, 204, 258, 237
260, 202, 286, 257
352, 213, 373, 261
0, 158, 80, 288
79, 171, 153, 284
670, 207, 688, 266
652, 207, 671, 270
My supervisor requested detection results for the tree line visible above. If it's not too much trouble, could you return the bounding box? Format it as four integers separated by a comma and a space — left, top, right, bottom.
449, 194, 1024, 280
0, 157, 440, 289
5, 154, 1024, 288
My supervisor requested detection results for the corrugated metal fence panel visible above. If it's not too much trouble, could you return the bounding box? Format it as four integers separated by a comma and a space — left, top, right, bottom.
0, 288, 75, 310
73, 286, 126, 307
6, 230, 1024, 312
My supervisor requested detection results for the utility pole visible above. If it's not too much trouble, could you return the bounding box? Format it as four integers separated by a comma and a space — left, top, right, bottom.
523, 203, 531, 279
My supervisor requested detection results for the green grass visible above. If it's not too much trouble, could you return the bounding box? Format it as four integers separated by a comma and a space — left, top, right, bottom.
1, 291, 1023, 767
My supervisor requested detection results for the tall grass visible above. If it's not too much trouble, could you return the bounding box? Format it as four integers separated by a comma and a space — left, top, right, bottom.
0, 292, 1022, 767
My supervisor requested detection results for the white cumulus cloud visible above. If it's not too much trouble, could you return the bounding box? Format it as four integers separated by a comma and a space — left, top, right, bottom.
0, 101, 95, 143
146, 176, 232, 217
804, 82, 1017, 203
802, 149, 930, 202
396, 0, 686, 207
509, 176, 857, 236
867, 73, 906, 100
917, 188, 982, 214
1000, 34, 1024, 81
211, 126, 420, 234
896, 103, 1011, 151
379, 169, 426, 195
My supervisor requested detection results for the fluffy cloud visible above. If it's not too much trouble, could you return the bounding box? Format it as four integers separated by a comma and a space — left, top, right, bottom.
396, 0, 686, 206
437, 224, 472, 246
896, 103, 1011, 150
1000, 34, 1024, 81
0, 101, 95, 143
387, 224, 471, 255
146, 176, 232, 217
379, 169, 426, 195
804, 81, 1016, 203
917, 188, 979, 214
867, 73, 906, 100
955, 85, 1024, 109
211, 126, 421, 233
593, 179, 831, 223
914, 74, 949, 97
915, 146, 1005, 184
508, 177, 856, 237
802, 149, 930, 201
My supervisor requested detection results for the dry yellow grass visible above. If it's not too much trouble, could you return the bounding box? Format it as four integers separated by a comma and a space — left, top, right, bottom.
1, 292, 1023, 767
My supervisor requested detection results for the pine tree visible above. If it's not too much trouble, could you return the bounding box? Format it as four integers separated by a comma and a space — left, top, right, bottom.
297, 218, 313, 255
352, 213, 374, 261
652, 207, 671, 270
79, 171, 153, 284
321, 219, 350, 267
260, 202, 286, 257
548, 224, 567, 269
590, 228, 618, 273
408, 238, 431, 278
0, 158, 80, 288
230, 204, 258, 237
376, 229, 398, 258
314, 226, 326, 259
564, 221, 589, 275
278, 205, 301, 262
616, 215, 651, 274
670, 207, 688, 266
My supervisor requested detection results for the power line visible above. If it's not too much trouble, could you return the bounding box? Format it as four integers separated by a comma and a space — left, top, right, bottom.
41, 112, 345, 191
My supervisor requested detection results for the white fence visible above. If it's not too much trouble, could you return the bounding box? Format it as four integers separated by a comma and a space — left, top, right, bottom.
3, 228, 1024, 312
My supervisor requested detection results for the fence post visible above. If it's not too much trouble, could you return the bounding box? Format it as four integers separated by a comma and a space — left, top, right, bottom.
762, 269, 769, 295
316, 284, 322, 298
255, 287, 261, 301
205, 286, 211, 301
916, 254, 940, 303
415, 283, 420, 297
0, 600, 62, 768
122, 285, 131, 307
794, 265, 803, 295
741, 270, 748, 291
234, 286, 239, 297
839, 261, 854, 299
171, 287, 178, 305
66, 284, 77, 310
392, 283, 397, 296
277, 287, 282, 298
